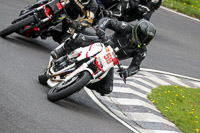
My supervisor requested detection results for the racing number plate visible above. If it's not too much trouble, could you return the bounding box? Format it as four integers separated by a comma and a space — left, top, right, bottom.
104, 53, 112, 64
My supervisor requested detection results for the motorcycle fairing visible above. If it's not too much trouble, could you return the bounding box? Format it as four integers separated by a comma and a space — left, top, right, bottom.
76, 42, 103, 61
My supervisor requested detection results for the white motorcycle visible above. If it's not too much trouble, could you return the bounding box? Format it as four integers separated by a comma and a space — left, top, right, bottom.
38, 41, 125, 102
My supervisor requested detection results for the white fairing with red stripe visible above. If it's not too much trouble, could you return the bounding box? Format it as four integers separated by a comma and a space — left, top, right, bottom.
76, 43, 103, 61
66, 42, 116, 84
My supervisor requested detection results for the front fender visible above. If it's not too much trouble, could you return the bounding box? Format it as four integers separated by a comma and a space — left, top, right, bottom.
83, 68, 94, 78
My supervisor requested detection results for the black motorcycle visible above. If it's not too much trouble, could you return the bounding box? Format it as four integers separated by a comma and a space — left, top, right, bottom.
0, 0, 69, 38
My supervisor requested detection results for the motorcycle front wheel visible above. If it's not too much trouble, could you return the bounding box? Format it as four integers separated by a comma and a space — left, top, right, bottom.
0, 15, 36, 37
47, 71, 91, 102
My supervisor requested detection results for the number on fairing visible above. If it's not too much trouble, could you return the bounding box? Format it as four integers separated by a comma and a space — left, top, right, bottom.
104, 53, 112, 64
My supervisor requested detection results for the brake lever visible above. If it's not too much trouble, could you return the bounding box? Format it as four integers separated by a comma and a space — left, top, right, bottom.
117, 63, 127, 84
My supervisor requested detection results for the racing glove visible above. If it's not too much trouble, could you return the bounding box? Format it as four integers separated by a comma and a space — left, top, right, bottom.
103, 10, 112, 17
138, 4, 150, 15
96, 28, 106, 39
118, 68, 129, 79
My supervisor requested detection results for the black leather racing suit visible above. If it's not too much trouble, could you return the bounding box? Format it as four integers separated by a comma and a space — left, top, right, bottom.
65, 0, 98, 30
63, 18, 147, 95
101, 0, 162, 22
96, 0, 126, 18
48, 0, 98, 43
138, 0, 162, 21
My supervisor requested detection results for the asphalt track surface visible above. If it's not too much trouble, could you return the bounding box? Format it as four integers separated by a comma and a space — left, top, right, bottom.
0, 0, 200, 133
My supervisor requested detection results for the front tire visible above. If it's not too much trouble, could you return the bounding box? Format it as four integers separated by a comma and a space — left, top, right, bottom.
0, 15, 36, 38
47, 71, 91, 102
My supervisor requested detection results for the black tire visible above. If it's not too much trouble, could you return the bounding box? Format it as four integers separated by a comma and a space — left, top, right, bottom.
0, 15, 36, 38
47, 71, 91, 102
38, 71, 48, 85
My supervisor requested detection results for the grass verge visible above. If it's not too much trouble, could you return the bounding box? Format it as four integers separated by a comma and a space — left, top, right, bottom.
147, 85, 200, 133
162, 0, 200, 19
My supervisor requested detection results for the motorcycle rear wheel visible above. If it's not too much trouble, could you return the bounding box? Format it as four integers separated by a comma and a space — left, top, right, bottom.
47, 71, 91, 102
0, 15, 36, 38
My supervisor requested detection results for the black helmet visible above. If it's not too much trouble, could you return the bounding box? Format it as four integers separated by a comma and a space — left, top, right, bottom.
132, 19, 156, 48
146, 0, 162, 9
78, 0, 91, 5
74, 0, 91, 9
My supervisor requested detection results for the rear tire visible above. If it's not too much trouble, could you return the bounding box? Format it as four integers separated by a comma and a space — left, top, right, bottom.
47, 71, 91, 102
0, 15, 36, 38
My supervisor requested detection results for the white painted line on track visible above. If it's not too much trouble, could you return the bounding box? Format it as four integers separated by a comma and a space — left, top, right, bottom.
117, 80, 151, 93
131, 78, 157, 88
141, 71, 171, 86
164, 75, 190, 88
115, 66, 200, 82
190, 81, 200, 88
141, 68, 200, 82
112, 86, 147, 99
149, 130, 180, 133
161, 6, 200, 22
109, 98, 158, 112
95, 96, 156, 133
125, 112, 176, 128
84, 87, 141, 133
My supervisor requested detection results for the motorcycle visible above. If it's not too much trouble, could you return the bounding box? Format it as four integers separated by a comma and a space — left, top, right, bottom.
38, 40, 126, 102
0, 0, 69, 38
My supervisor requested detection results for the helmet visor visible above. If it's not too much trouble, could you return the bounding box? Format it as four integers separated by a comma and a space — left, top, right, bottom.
142, 35, 154, 45
151, 0, 159, 3
133, 21, 155, 47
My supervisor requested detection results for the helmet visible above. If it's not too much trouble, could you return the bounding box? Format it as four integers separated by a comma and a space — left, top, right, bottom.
78, 0, 91, 4
74, 0, 91, 9
146, 0, 162, 9
132, 19, 156, 48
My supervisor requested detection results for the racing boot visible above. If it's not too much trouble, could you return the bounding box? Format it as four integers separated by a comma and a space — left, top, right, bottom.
50, 36, 76, 59
51, 33, 80, 59
52, 32, 71, 44
50, 43, 66, 59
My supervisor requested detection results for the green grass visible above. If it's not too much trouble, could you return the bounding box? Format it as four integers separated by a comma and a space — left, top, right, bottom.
147, 85, 200, 133
162, 0, 200, 19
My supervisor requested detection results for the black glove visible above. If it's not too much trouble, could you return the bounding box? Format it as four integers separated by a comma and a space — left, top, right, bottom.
96, 28, 106, 39
118, 68, 129, 79
138, 4, 150, 15
103, 10, 112, 17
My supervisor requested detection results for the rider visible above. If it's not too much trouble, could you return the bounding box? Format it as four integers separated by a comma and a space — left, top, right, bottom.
99, 0, 131, 19
42, 0, 98, 44
50, 18, 156, 95
137, 0, 162, 20
101, 0, 162, 21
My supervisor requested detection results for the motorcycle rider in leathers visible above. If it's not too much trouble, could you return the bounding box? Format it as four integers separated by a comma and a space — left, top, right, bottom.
42, 0, 98, 44
100, 0, 162, 21
50, 18, 156, 95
